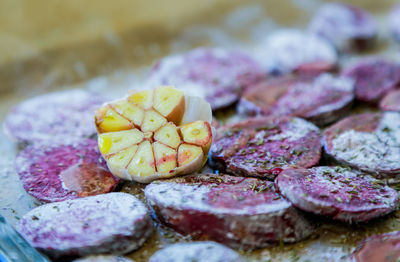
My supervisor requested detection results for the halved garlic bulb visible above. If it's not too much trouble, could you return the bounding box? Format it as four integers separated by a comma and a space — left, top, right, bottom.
95, 86, 213, 183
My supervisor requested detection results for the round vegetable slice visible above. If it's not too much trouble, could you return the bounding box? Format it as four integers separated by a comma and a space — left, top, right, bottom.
15, 139, 119, 203
17, 193, 153, 259
144, 174, 314, 249
342, 59, 400, 103
308, 2, 377, 52
95, 86, 213, 183
4, 89, 105, 144
148, 241, 244, 262
238, 74, 354, 126
210, 116, 322, 180
323, 112, 400, 179
351, 231, 400, 262
276, 167, 398, 223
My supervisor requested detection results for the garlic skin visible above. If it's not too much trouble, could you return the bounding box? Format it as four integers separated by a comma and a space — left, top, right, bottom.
95, 86, 213, 183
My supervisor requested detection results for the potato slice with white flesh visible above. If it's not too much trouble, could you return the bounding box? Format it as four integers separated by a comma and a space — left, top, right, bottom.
95, 86, 213, 183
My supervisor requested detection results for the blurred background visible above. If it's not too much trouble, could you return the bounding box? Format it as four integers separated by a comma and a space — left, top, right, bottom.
0, 0, 398, 97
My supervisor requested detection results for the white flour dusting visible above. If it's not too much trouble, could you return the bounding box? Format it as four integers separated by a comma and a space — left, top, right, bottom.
253, 29, 337, 74
269, 117, 320, 142
331, 112, 400, 172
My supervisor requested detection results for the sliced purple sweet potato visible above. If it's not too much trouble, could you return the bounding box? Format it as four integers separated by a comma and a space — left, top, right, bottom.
389, 3, 400, 43
146, 47, 265, 110
73, 255, 134, 262
342, 59, 400, 103
210, 116, 322, 180
17, 193, 153, 259
276, 166, 398, 223
293, 61, 338, 76
148, 241, 244, 262
351, 231, 400, 262
4, 89, 105, 144
380, 89, 400, 112
15, 139, 119, 202
238, 74, 354, 126
144, 173, 314, 249
254, 29, 337, 75
323, 112, 400, 178
308, 3, 377, 52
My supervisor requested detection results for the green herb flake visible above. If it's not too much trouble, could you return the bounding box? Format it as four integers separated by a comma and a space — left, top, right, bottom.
256, 138, 264, 146
335, 196, 343, 203
248, 148, 257, 153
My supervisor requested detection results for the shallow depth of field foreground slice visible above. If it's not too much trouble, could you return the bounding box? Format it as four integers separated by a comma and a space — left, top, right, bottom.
95, 86, 213, 183
17, 193, 153, 259
144, 173, 314, 249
